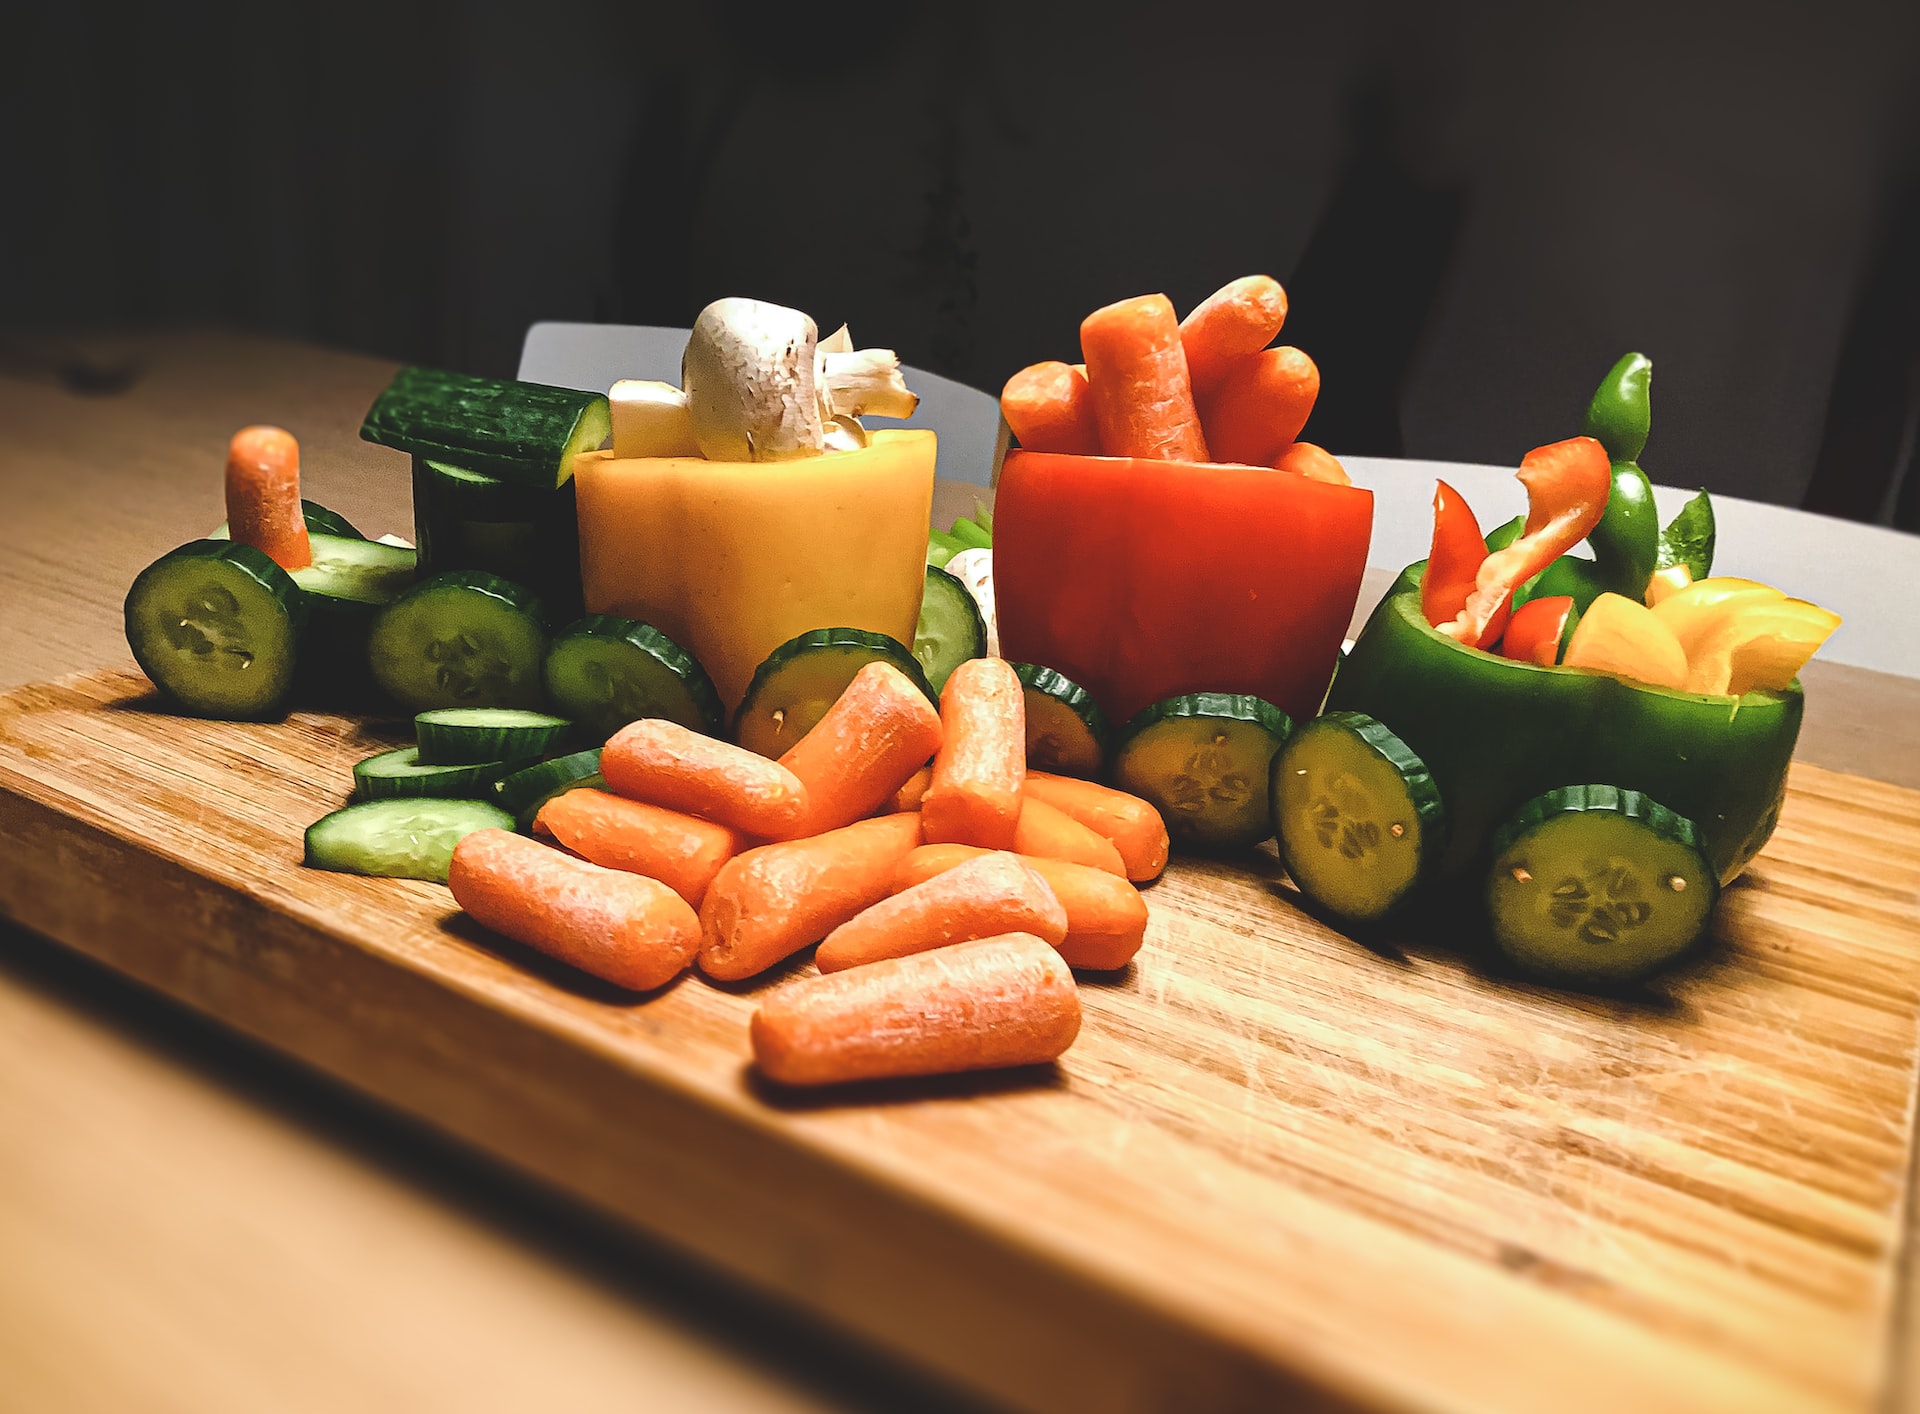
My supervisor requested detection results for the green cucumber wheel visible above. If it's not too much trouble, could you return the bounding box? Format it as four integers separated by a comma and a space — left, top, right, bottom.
367, 571, 547, 712
124, 540, 307, 720
1013, 663, 1110, 778
913, 565, 987, 692
1486, 784, 1718, 987
543, 615, 723, 742
1273, 711, 1445, 925
492, 749, 608, 831
304, 797, 512, 883
415, 707, 570, 765
1112, 693, 1292, 852
353, 746, 509, 800
734, 628, 934, 759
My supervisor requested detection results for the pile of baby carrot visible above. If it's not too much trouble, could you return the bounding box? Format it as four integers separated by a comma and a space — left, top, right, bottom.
447, 657, 1171, 1087
999, 274, 1349, 484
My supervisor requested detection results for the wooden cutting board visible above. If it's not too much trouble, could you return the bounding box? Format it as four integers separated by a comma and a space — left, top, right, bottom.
3, 667, 1918, 1414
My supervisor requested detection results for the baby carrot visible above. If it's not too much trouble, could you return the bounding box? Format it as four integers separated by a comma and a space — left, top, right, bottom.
779, 661, 942, 835
751, 933, 1081, 1087
1199, 346, 1320, 467
532, 788, 743, 909
448, 829, 699, 991
224, 425, 311, 570
1013, 796, 1126, 877
698, 812, 924, 981
1021, 772, 1170, 883
891, 846, 1149, 972
921, 657, 1025, 850
602, 718, 809, 839
888, 764, 932, 813
1274, 441, 1351, 486
815, 851, 1067, 973
1080, 294, 1210, 462
1179, 275, 1288, 396
1000, 361, 1101, 455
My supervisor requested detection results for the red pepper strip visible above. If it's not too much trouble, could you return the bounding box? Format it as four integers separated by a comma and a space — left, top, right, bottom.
1500, 594, 1576, 666
1435, 436, 1612, 648
1420, 479, 1496, 641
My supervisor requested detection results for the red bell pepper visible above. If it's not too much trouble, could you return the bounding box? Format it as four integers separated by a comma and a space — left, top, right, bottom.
992, 451, 1374, 724
1420, 479, 1506, 649
1499, 594, 1576, 665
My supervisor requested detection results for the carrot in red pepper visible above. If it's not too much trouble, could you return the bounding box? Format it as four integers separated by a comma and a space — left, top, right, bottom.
1179, 275, 1288, 396
225, 425, 312, 570
1197, 346, 1319, 467
1080, 295, 1210, 461
1000, 361, 1100, 455
1273, 441, 1350, 486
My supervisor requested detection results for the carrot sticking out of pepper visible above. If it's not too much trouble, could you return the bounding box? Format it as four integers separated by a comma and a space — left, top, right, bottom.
751, 933, 1081, 1087
1013, 796, 1127, 877
1274, 441, 1351, 486
531, 788, 743, 909
893, 844, 1150, 972
602, 718, 809, 840
1001, 361, 1101, 455
1079, 294, 1211, 461
698, 812, 923, 981
1179, 275, 1288, 396
1198, 346, 1320, 467
1020, 772, 1170, 883
815, 851, 1067, 973
778, 662, 942, 836
448, 829, 699, 991
921, 657, 1026, 850
225, 425, 312, 570
888, 764, 933, 814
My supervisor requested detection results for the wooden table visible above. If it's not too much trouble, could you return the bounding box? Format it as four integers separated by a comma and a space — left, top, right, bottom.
3, 331, 1918, 1413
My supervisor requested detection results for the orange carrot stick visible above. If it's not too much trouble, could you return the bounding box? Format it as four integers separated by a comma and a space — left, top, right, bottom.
779, 661, 942, 836
1013, 796, 1126, 877
1000, 361, 1101, 455
891, 845, 1148, 972
602, 718, 809, 840
815, 851, 1067, 973
1199, 346, 1320, 467
532, 788, 743, 909
887, 764, 933, 814
1273, 441, 1351, 486
1179, 275, 1288, 396
1079, 294, 1210, 461
920, 657, 1025, 849
225, 425, 311, 570
448, 829, 699, 991
1021, 772, 1170, 883
698, 812, 923, 981
751, 933, 1081, 1086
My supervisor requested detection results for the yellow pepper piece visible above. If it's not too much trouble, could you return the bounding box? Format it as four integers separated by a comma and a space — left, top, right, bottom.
1682, 598, 1842, 696
573, 429, 937, 711
1562, 592, 1690, 689
1648, 576, 1783, 658
1643, 563, 1694, 606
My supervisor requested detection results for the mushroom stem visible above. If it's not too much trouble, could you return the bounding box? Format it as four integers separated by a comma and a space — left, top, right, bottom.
820, 348, 919, 421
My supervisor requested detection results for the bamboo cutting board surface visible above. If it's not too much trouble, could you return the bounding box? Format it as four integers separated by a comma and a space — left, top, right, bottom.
4, 667, 1920, 1414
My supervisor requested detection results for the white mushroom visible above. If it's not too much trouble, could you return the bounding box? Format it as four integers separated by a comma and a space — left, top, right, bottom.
609, 379, 700, 459
943, 547, 998, 657
819, 345, 919, 422
681, 298, 825, 461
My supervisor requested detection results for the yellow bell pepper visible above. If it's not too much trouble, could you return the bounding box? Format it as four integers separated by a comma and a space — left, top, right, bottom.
1642, 563, 1694, 606
1648, 576, 1783, 658
1682, 598, 1842, 696
572, 429, 936, 711
1561, 592, 1690, 689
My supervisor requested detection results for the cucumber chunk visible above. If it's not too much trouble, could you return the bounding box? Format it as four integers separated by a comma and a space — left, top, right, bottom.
304, 797, 512, 883
124, 540, 306, 719
209, 500, 365, 542
367, 571, 547, 712
361, 366, 610, 489
288, 533, 417, 607
412, 457, 581, 621
353, 746, 510, 800
1485, 784, 1717, 986
914, 565, 987, 692
1273, 711, 1445, 924
1013, 663, 1110, 778
415, 707, 571, 766
735, 628, 934, 759
493, 749, 608, 831
1113, 693, 1292, 852
543, 615, 722, 742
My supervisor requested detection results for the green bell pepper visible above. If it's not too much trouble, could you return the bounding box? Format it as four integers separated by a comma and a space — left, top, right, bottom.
1581, 351, 1652, 463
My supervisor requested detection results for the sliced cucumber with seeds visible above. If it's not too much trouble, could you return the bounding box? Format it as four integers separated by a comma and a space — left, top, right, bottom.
1486, 785, 1717, 987
913, 565, 987, 692
735, 628, 934, 759
209, 499, 365, 542
124, 540, 307, 719
1113, 693, 1292, 852
304, 797, 512, 883
353, 746, 510, 800
543, 615, 722, 742
1013, 663, 1110, 777
367, 571, 547, 712
415, 707, 570, 766
1273, 711, 1445, 924
493, 748, 608, 831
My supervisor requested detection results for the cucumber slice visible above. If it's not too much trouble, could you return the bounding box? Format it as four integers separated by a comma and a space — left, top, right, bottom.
1486, 784, 1718, 987
735, 628, 934, 759
353, 745, 510, 799
415, 707, 571, 766
209, 499, 366, 542
304, 797, 512, 883
361, 366, 610, 489
289, 533, 418, 607
1113, 693, 1292, 852
913, 565, 987, 692
492, 749, 608, 831
367, 571, 548, 713
124, 540, 306, 719
1013, 663, 1110, 777
543, 615, 722, 742
1273, 711, 1445, 924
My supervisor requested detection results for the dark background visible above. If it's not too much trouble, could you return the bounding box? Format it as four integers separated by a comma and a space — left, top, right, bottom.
7, 0, 1920, 526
